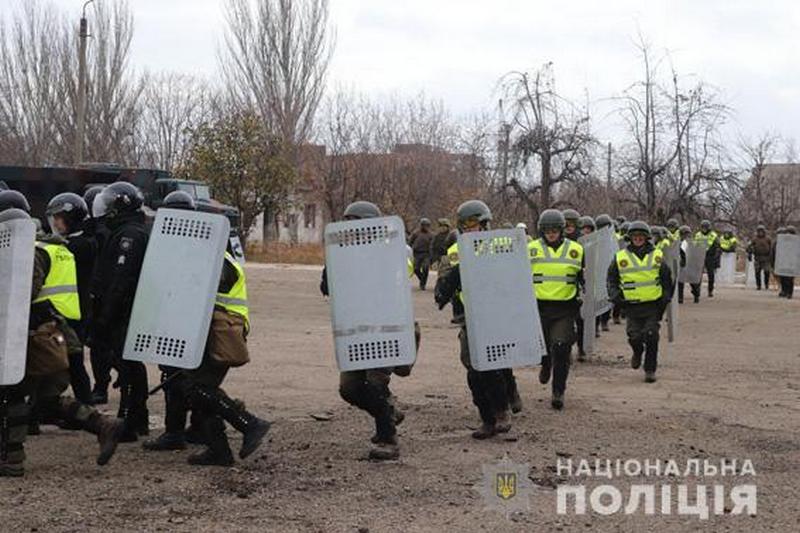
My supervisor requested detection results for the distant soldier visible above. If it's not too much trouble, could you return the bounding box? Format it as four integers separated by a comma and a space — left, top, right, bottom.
666, 218, 681, 242
563, 209, 581, 242
614, 216, 628, 241
435, 200, 520, 436
693, 220, 721, 299
607, 221, 674, 383
408, 218, 433, 290
773, 226, 796, 299
719, 229, 738, 254
746, 225, 772, 290
429, 218, 452, 268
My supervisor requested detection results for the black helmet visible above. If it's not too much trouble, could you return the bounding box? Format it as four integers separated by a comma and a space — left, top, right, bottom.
538, 209, 565, 234
0, 207, 31, 223
162, 190, 196, 211
562, 209, 580, 224
456, 200, 492, 231
700, 219, 712, 231
666, 218, 679, 231
83, 186, 105, 217
786, 225, 797, 234
92, 181, 144, 219
343, 201, 381, 220
420, 217, 431, 226
578, 216, 595, 231
45, 193, 88, 235
0, 190, 30, 213
595, 214, 613, 229
628, 220, 651, 237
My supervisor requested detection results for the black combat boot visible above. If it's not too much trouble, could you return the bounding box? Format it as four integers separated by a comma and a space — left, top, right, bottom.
84, 412, 125, 466
551, 392, 564, 410
193, 388, 270, 459
188, 417, 234, 467
143, 432, 186, 451
539, 356, 552, 384
1, 396, 28, 477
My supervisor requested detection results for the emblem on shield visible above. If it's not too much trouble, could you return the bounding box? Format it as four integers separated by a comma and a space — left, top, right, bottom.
496, 472, 517, 500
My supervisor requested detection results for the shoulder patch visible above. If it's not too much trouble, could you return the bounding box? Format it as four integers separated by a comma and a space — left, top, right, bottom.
620, 259, 629, 268
569, 249, 579, 259
655, 255, 662, 264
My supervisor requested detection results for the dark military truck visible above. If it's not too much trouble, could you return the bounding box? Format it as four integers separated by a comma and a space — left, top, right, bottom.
0, 164, 245, 261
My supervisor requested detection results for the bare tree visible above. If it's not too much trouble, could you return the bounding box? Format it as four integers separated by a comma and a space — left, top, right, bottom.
220, 0, 334, 151
500, 63, 595, 220
136, 73, 210, 171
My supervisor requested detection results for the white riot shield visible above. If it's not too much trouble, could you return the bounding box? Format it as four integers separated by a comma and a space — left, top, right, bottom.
0, 219, 35, 385
774, 234, 800, 276
459, 229, 546, 371
678, 239, 707, 284
717, 253, 736, 284
579, 227, 615, 354
123, 209, 230, 369
325, 216, 416, 372
744, 259, 753, 288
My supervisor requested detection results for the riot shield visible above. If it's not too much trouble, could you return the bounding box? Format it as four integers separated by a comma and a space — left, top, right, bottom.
578, 227, 615, 354
662, 241, 681, 342
744, 259, 753, 288
678, 239, 707, 285
123, 209, 230, 369
0, 219, 36, 385
774, 234, 800, 277
717, 253, 736, 284
324, 216, 417, 372
459, 229, 546, 371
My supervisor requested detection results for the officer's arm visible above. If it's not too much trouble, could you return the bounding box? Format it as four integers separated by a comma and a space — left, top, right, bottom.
578, 254, 586, 291
606, 261, 622, 305
660, 262, 674, 303
95, 235, 145, 330
218, 259, 238, 293
320, 266, 329, 297
30, 248, 49, 301
434, 265, 460, 309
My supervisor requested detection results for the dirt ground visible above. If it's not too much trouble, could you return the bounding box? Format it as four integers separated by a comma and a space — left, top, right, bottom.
2, 265, 799, 533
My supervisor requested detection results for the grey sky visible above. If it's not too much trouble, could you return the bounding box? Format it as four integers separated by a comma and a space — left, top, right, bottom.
34, 0, 800, 144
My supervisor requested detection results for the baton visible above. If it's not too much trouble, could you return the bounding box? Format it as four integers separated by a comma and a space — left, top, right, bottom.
148, 370, 185, 396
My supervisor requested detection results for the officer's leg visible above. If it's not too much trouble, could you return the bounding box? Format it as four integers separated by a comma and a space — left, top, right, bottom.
90, 345, 113, 404
626, 313, 645, 369
144, 367, 188, 451
187, 413, 233, 466
459, 328, 498, 438
419, 256, 430, 290
575, 316, 586, 360
643, 312, 661, 382
707, 266, 715, 297
612, 303, 622, 324
538, 315, 554, 385
754, 264, 762, 290
0, 385, 29, 477
550, 314, 575, 409
787, 277, 795, 299
504, 369, 522, 413
116, 357, 149, 440
451, 294, 465, 323
690, 283, 701, 303
600, 310, 610, 331
763, 265, 770, 290
67, 351, 93, 405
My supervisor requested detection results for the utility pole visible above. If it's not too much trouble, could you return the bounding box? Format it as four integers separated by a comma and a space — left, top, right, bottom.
74, 0, 94, 165
606, 142, 612, 189
498, 99, 511, 186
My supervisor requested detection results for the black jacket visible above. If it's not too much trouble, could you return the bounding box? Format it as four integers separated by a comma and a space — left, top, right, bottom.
607, 242, 673, 306
65, 229, 97, 323
90, 211, 149, 342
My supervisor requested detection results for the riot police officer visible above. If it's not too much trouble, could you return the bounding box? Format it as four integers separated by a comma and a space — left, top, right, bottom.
694, 220, 721, 299
435, 200, 518, 437
563, 209, 581, 242
45, 193, 95, 406
528, 210, 584, 409
89, 182, 150, 441
607, 221, 673, 383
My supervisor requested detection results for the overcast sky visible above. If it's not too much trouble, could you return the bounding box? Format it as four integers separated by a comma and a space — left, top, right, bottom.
33, 0, 800, 145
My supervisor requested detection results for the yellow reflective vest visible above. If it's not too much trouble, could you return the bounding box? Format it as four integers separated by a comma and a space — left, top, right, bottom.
615, 248, 664, 303
719, 236, 737, 252
527, 238, 583, 301
694, 230, 718, 248
215, 253, 249, 330
33, 242, 81, 320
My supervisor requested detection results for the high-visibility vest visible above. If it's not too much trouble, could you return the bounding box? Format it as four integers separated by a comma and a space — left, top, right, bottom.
446, 242, 459, 266
527, 238, 583, 301
215, 253, 249, 329
615, 248, 664, 303
719, 236, 737, 252
33, 242, 81, 320
694, 230, 718, 248
656, 239, 671, 251
670, 229, 680, 242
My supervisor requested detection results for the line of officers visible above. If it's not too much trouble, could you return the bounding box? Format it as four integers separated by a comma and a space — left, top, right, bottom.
0, 185, 269, 477
324, 201, 683, 461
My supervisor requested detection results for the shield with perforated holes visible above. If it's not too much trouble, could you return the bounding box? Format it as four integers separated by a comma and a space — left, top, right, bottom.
123, 209, 229, 369
0, 218, 35, 385
458, 229, 546, 371
324, 216, 417, 372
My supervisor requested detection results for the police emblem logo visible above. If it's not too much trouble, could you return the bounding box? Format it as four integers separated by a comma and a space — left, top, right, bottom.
120, 237, 133, 251
495, 472, 517, 500
569, 249, 579, 259
620, 259, 629, 268
655, 256, 662, 264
